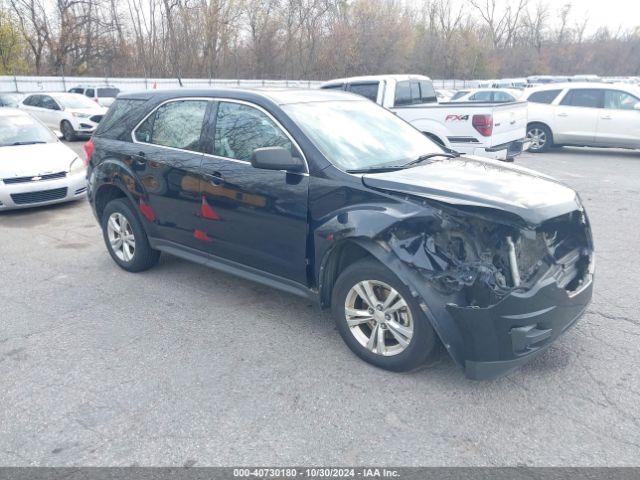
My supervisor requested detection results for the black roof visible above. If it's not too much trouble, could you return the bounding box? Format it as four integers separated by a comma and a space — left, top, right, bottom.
118, 88, 359, 105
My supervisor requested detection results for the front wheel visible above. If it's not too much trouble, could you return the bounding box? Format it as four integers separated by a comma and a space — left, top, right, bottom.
61, 120, 77, 142
331, 258, 437, 371
526, 124, 553, 153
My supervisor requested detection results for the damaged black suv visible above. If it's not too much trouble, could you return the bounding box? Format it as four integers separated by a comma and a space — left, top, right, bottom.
87, 88, 594, 379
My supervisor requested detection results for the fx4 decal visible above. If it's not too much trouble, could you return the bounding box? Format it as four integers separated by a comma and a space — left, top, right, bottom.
445, 114, 470, 122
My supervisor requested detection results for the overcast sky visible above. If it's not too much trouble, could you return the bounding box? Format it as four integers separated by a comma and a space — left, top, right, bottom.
567, 0, 640, 32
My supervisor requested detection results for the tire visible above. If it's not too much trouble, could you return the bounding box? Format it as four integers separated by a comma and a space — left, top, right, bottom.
101, 198, 160, 272
526, 123, 553, 153
331, 258, 437, 372
61, 120, 77, 142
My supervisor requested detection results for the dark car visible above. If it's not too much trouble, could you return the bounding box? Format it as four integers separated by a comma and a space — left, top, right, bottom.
86, 88, 594, 379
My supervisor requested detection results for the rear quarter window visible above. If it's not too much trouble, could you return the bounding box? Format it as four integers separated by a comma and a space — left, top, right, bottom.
528, 89, 562, 104
94, 98, 147, 140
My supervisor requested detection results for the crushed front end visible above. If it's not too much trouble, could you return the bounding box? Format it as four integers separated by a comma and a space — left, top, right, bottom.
382, 202, 594, 379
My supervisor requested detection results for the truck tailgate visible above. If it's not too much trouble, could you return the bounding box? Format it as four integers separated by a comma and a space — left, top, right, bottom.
489, 101, 527, 147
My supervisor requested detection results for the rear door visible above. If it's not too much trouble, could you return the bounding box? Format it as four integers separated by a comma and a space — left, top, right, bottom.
198, 100, 309, 284
554, 88, 603, 144
596, 89, 640, 148
39, 95, 63, 128
131, 98, 210, 250
346, 82, 380, 103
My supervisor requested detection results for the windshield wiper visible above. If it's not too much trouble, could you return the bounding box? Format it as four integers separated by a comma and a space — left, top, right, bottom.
346, 165, 407, 174
9, 141, 47, 146
401, 152, 460, 168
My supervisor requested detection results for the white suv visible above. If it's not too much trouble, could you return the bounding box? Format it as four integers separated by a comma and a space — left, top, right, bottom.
19, 92, 107, 141
524, 83, 640, 152
68, 85, 120, 107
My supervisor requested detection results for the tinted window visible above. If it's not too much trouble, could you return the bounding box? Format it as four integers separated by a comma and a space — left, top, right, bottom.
348, 83, 379, 102
604, 90, 640, 110
410, 82, 420, 102
469, 91, 493, 102
321, 84, 345, 91
85, 89, 95, 98
23, 95, 40, 107
40, 96, 59, 110
419, 80, 437, 103
493, 91, 515, 102
561, 89, 603, 108
394, 81, 412, 106
450, 90, 469, 101
69, 88, 83, 94
528, 89, 561, 104
96, 98, 145, 138
214, 102, 292, 162
98, 87, 119, 97
135, 100, 208, 151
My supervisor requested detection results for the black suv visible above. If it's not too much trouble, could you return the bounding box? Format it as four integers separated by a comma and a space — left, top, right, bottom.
87, 89, 594, 379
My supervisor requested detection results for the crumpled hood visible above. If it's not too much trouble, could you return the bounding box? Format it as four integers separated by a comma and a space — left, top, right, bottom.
0, 142, 78, 179
361, 156, 581, 225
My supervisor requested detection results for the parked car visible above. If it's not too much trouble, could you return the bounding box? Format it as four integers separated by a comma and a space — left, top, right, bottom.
449, 88, 522, 103
0, 93, 24, 108
435, 89, 455, 101
87, 88, 594, 379
523, 82, 640, 152
321, 75, 529, 161
0, 108, 87, 210
68, 85, 120, 107
19, 92, 107, 141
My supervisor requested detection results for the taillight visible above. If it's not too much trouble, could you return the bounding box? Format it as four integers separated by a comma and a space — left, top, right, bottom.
83, 139, 94, 165
472, 114, 493, 137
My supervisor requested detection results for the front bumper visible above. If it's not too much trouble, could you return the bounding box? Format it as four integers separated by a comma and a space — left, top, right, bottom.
0, 171, 87, 210
446, 274, 593, 380
69, 117, 100, 136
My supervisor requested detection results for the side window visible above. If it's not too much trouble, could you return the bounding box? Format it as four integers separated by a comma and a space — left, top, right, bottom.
214, 102, 292, 162
96, 99, 145, 138
348, 83, 379, 102
321, 84, 345, 91
41, 96, 59, 110
394, 81, 412, 106
560, 89, 603, 108
604, 90, 640, 110
469, 91, 493, 102
85, 89, 95, 98
410, 82, 420, 103
419, 80, 437, 103
493, 91, 515, 102
528, 89, 561, 104
69, 88, 83, 94
135, 100, 208, 151
23, 95, 36, 106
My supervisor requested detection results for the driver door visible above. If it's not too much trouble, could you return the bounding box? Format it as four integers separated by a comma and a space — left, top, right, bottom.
197, 100, 309, 284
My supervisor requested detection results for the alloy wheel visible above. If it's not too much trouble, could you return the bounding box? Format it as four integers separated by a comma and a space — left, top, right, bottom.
107, 212, 136, 262
527, 128, 547, 151
344, 280, 414, 356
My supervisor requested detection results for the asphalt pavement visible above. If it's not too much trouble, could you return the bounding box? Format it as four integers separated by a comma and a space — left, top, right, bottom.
1, 144, 639, 466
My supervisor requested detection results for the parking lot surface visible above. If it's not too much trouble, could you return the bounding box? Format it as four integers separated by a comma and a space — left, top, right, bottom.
1, 144, 639, 466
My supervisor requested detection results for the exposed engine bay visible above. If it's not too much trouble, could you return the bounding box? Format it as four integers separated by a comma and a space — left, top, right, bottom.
382, 203, 593, 309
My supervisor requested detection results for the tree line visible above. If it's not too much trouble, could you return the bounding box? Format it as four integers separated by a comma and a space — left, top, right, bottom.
1, 0, 639, 80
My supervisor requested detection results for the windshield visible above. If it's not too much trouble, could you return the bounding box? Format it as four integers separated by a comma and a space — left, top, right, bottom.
282, 100, 442, 171
0, 94, 22, 107
0, 114, 57, 147
56, 94, 98, 109
98, 87, 119, 97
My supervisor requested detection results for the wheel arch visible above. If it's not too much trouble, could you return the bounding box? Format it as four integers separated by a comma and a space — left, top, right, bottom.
527, 121, 554, 144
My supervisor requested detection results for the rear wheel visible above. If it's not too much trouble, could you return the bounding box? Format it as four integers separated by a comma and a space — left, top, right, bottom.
527, 124, 552, 153
101, 198, 160, 272
331, 258, 437, 371
61, 120, 77, 142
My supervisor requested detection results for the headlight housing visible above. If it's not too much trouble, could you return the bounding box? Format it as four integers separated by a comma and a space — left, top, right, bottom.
69, 157, 86, 174
71, 112, 91, 118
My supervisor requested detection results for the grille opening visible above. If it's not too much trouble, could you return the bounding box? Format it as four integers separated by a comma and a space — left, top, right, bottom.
3, 172, 67, 185
10, 187, 68, 205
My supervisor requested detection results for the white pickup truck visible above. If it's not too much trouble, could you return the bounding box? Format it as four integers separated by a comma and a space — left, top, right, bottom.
320, 74, 529, 161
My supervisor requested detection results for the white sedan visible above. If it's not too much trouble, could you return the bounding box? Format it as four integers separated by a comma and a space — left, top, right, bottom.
0, 108, 87, 210
19, 92, 107, 141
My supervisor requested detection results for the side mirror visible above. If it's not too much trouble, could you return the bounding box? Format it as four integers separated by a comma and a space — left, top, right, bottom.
250, 147, 305, 172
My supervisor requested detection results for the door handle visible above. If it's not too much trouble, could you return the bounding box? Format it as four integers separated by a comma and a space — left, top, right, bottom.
558, 112, 569, 117
206, 171, 224, 186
